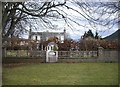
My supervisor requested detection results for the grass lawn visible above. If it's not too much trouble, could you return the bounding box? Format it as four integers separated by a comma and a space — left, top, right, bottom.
2, 63, 118, 85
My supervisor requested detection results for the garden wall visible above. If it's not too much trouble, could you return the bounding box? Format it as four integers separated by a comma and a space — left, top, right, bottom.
58, 50, 118, 63
97, 50, 118, 62
2, 57, 45, 64
2, 49, 118, 63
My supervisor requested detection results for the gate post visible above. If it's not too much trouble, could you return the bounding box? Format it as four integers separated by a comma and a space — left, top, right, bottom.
98, 46, 104, 58
46, 51, 49, 62
55, 51, 58, 62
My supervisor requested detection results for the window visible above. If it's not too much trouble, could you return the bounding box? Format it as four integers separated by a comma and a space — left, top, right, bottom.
51, 46, 53, 50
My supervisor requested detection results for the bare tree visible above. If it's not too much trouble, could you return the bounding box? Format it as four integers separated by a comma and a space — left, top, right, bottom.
2, 1, 67, 39
71, 1, 119, 30
2, 0, 119, 41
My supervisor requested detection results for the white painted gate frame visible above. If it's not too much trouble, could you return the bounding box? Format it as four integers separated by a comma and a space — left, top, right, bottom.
46, 50, 58, 62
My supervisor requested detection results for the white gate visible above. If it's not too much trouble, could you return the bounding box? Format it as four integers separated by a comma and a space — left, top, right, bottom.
46, 51, 58, 62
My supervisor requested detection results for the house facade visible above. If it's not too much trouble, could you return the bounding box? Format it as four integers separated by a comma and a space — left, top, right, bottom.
29, 29, 67, 43
28, 29, 68, 50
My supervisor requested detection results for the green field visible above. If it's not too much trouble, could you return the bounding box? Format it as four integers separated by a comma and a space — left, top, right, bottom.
2, 63, 118, 85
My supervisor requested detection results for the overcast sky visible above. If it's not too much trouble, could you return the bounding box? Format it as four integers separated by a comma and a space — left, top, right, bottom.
21, 0, 118, 40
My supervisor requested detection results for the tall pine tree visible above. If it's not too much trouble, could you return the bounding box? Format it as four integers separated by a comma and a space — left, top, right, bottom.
95, 31, 99, 39
82, 29, 94, 39
87, 29, 94, 38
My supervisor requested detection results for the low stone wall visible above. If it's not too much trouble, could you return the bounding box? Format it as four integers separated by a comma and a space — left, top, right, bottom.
58, 57, 98, 63
58, 57, 117, 63
97, 50, 118, 62
2, 57, 45, 64
58, 51, 98, 58
2, 50, 118, 64
58, 50, 118, 63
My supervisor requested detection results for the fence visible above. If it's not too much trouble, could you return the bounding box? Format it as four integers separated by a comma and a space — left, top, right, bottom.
98, 50, 118, 62
3, 50, 46, 58
29, 50, 46, 58
5, 50, 29, 57
3, 50, 98, 58
2, 50, 46, 63
58, 51, 98, 58
2, 49, 118, 63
